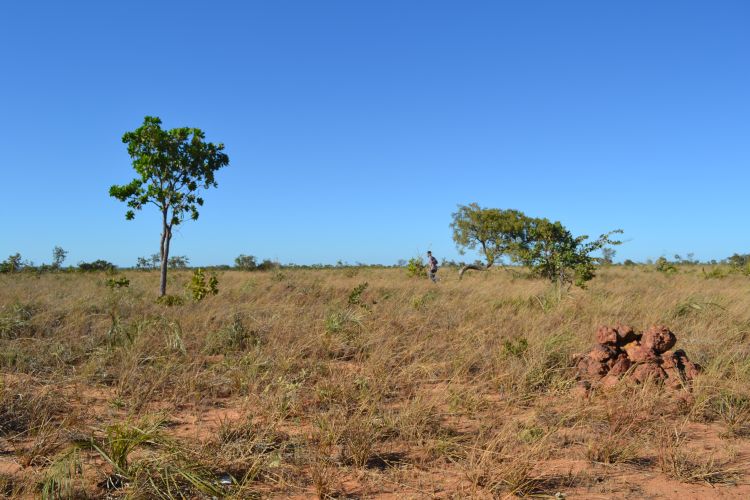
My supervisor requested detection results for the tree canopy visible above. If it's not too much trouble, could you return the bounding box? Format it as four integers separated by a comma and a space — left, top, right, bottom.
451, 203, 622, 287
109, 116, 229, 296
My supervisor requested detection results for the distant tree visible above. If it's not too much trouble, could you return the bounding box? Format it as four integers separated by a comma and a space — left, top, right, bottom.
623, 259, 636, 266
135, 256, 152, 270
168, 255, 190, 269
450, 203, 528, 279
601, 247, 616, 265
0, 253, 24, 273
109, 116, 229, 296
235, 254, 257, 270
256, 259, 278, 271
78, 260, 116, 272
52, 246, 68, 269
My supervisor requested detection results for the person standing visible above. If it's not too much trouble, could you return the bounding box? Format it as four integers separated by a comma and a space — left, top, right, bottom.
427, 251, 439, 282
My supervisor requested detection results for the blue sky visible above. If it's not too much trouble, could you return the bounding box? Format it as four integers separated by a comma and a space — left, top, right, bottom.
1, 1, 748, 266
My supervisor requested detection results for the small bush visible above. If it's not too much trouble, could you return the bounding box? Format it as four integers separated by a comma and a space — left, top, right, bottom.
347, 282, 369, 308
406, 257, 427, 278
105, 276, 130, 289
155, 295, 184, 307
188, 268, 218, 301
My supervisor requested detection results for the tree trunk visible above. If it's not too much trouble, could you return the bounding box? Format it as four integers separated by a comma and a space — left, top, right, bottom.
458, 262, 493, 280
159, 210, 171, 297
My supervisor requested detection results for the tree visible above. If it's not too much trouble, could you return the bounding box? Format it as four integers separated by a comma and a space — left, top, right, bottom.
0, 253, 24, 273
109, 116, 229, 296
168, 255, 190, 269
78, 260, 116, 272
235, 254, 257, 270
52, 246, 68, 269
516, 218, 622, 288
601, 247, 616, 265
450, 203, 529, 279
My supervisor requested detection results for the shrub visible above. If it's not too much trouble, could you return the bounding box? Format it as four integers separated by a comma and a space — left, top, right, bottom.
347, 282, 369, 308
655, 257, 677, 275
155, 295, 184, 307
406, 257, 426, 278
105, 276, 130, 289
188, 269, 218, 301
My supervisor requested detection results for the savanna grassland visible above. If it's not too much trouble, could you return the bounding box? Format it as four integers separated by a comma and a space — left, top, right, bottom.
1, 266, 749, 499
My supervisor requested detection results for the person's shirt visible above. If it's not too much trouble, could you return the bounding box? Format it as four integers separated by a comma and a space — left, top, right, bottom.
429, 255, 438, 270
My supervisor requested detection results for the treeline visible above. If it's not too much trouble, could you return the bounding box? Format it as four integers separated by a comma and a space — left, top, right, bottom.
2, 247, 750, 275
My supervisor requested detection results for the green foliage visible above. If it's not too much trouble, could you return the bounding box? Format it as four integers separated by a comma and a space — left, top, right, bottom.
0, 254, 24, 273
78, 260, 116, 272
451, 203, 528, 267
516, 218, 622, 288
502, 337, 529, 358
347, 282, 369, 308
109, 116, 229, 296
451, 203, 622, 287
257, 259, 279, 271
167, 255, 189, 269
235, 254, 257, 270
155, 295, 184, 307
135, 254, 160, 270
655, 256, 678, 274
105, 276, 130, 289
51, 246, 67, 269
188, 268, 219, 301
406, 257, 427, 278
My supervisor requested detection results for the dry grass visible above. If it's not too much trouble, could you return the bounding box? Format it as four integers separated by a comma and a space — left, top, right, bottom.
1, 265, 750, 497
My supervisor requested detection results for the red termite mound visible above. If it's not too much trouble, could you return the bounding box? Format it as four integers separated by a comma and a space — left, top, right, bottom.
576, 325, 701, 389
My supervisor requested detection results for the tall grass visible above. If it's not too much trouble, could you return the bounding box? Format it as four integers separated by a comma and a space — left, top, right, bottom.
0, 266, 749, 496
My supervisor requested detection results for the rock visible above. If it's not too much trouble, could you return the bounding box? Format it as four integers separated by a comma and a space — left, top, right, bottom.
601, 374, 620, 388
631, 362, 667, 384
615, 324, 640, 344
663, 367, 684, 388
596, 325, 619, 345
577, 356, 608, 378
572, 380, 591, 399
627, 345, 659, 363
661, 351, 678, 370
683, 360, 701, 380
642, 325, 676, 354
608, 355, 632, 377
589, 344, 618, 363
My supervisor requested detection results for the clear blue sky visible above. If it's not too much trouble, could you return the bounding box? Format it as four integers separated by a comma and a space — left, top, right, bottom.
1, 1, 748, 266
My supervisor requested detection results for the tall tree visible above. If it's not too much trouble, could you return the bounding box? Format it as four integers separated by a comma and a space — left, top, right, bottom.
450, 203, 529, 279
52, 246, 67, 269
109, 116, 229, 296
